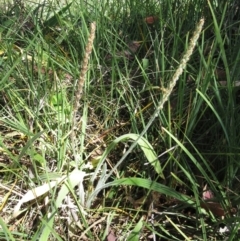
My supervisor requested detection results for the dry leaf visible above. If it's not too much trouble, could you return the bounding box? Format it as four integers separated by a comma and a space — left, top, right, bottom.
106, 229, 117, 241
201, 184, 225, 217
105, 41, 141, 60
144, 16, 158, 24
200, 201, 225, 217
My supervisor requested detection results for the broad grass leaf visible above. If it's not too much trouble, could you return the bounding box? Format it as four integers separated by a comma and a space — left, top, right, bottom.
120, 134, 164, 178
13, 176, 65, 218
39, 169, 86, 240
88, 134, 164, 207
55, 169, 86, 207
92, 133, 164, 183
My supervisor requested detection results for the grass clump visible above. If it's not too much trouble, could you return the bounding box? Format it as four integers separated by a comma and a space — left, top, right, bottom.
0, 0, 240, 240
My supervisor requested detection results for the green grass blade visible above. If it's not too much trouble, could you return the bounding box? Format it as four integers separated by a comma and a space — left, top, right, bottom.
196, 88, 229, 144
127, 216, 144, 241
0, 217, 15, 241
17, 131, 45, 162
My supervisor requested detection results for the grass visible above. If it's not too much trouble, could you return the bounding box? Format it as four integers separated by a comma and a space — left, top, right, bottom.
0, 0, 240, 240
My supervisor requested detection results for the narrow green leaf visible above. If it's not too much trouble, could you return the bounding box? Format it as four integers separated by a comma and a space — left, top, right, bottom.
127, 217, 144, 241
92, 133, 164, 183
43, 2, 73, 30
17, 131, 45, 162
88, 178, 195, 208
196, 89, 229, 144
0, 217, 15, 241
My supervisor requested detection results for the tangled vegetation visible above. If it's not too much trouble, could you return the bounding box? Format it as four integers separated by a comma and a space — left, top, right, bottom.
0, 0, 240, 240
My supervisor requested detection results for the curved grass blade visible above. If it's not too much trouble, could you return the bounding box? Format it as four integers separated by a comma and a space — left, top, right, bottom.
196, 89, 229, 144
91, 133, 164, 183
87, 177, 195, 208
